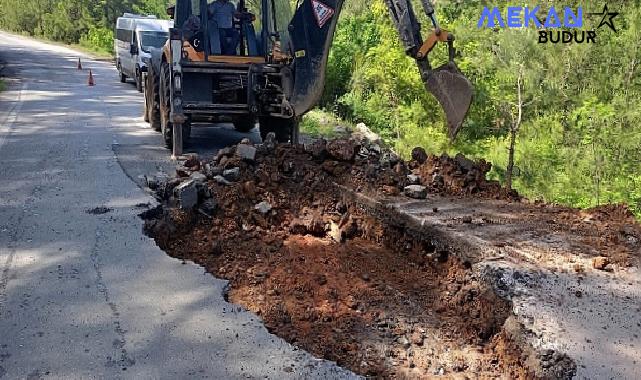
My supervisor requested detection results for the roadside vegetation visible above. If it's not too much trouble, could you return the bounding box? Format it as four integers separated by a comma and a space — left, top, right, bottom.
0, 0, 639, 216
0, 0, 167, 54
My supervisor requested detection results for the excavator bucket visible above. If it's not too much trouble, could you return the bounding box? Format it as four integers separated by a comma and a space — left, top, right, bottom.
384, 0, 473, 140
425, 63, 473, 140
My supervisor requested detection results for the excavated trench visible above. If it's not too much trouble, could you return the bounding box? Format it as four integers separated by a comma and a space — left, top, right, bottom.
142, 195, 537, 379
140, 140, 577, 379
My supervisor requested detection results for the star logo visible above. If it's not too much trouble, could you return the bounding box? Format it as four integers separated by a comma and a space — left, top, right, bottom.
589, 4, 619, 33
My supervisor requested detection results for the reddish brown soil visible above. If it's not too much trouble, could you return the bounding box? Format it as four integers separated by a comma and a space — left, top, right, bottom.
143, 140, 638, 378
148, 207, 523, 378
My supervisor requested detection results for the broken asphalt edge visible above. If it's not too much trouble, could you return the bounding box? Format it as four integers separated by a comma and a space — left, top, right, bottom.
336, 184, 577, 378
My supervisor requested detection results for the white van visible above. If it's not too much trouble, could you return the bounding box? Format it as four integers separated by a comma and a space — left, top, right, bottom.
115, 14, 173, 92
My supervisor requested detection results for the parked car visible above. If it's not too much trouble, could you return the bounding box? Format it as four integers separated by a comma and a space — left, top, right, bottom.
115, 13, 173, 92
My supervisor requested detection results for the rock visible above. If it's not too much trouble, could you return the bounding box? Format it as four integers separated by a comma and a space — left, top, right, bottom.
397, 336, 411, 349
146, 172, 169, 190
380, 151, 400, 167
223, 167, 241, 181
213, 175, 231, 186
176, 165, 190, 178
217, 146, 235, 158
304, 139, 328, 159
190, 172, 208, 184
382, 185, 400, 196
174, 180, 198, 210
263, 132, 277, 151
236, 144, 257, 161
455, 153, 475, 172
183, 154, 200, 169
199, 199, 218, 216
592, 256, 610, 270
411, 147, 428, 164
411, 332, 424, 346
329, 221, 342, 243
369, 143, 382, 155
204, 164, 223, 178
407, 174, 421, 185
240, 138, 253, 145
404, 185, 427, 199
352, 122, 380, 143
255, 201, 272, 214
327, 139, 358, 162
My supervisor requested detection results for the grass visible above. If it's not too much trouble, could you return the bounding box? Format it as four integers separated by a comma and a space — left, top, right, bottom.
300, 109, 353, 138
0, 79, 5, 92
5, 31, 114, 61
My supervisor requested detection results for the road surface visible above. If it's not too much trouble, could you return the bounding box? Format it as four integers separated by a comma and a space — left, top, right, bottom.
0, 32, 356, 379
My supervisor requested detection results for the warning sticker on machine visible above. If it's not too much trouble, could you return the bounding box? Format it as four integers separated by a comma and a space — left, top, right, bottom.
311, 0, 335, 28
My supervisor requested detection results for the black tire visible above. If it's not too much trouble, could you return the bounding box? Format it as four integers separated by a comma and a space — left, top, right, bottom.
146, 64, 161, 131
159, 62, 191, 150
233, 116, 256, 133
259, 116, 300, 143
136, 69, 143, 93
118, 63, 127, 83
143, 94, 150, 122
159, 61, 174, 149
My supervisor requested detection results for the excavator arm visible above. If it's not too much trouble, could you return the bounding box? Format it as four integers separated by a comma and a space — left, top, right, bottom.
287, 0, 473, 140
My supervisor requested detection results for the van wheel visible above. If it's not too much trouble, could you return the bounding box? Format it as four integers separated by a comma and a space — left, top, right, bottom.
146, 65, 161, 131
143, 93, 149, 122
118, 64, 127, 83
259, 116, 299, 144
233, 117, 256, 133
136, 70, 143, 92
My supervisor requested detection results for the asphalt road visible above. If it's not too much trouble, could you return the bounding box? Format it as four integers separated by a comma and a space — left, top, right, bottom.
0, 32, 356, 379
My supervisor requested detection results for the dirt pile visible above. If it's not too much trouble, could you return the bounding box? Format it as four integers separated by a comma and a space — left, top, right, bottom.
412, 149, 518, 199
139, 138, 586, 378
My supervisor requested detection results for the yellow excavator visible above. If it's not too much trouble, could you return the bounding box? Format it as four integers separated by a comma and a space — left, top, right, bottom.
143, 0, 473, 156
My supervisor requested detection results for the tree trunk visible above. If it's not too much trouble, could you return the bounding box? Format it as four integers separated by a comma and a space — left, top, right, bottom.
506, 127, 517, 190
505, 65, 524, 190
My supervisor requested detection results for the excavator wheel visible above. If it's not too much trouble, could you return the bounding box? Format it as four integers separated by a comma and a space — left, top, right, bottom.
159, 61, 174, 149
233, 116, 256, 133
145, 64, 161, 131
259, 117, 299, 144
160, 61, 191, 149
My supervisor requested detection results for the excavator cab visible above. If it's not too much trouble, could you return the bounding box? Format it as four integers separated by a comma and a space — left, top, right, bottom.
146, 0, 472, 157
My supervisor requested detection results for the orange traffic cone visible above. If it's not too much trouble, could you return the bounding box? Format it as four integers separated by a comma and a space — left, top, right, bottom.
77, 58, 82, 70
88, 69, 95, 86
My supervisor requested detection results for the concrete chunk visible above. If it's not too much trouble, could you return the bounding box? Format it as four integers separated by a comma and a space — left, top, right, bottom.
404, 185, 428, 199
255, 201, 272, 214
236, 144, 257, 161
174, 180, 198, 209
190, 172, 208, 184
213, 175, 231, 186
223, 167, 241, 182
407, 174, 421, 185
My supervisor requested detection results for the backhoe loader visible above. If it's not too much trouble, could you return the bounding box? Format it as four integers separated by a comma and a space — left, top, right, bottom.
143, 0, 473, 157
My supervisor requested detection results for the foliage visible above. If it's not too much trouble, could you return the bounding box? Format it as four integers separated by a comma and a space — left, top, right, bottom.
323, 0, 641, 217
0, 0, 168, 53
300, 109, 352, 138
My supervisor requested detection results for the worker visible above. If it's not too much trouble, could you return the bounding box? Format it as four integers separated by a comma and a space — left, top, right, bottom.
208, 0, 241, 55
